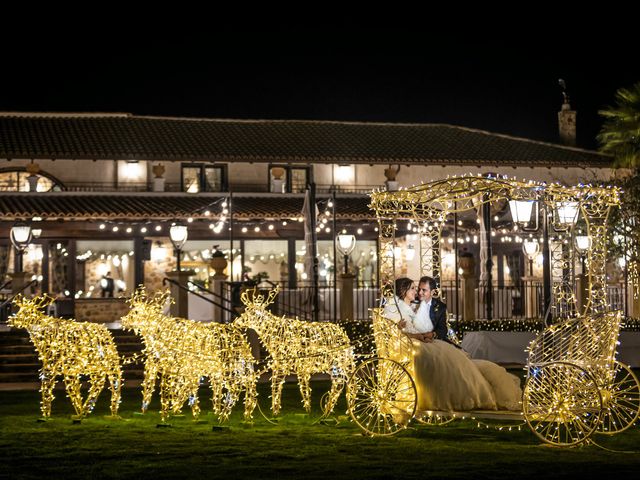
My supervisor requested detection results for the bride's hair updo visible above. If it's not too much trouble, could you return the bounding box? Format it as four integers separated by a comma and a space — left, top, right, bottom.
395, 277, 414, 301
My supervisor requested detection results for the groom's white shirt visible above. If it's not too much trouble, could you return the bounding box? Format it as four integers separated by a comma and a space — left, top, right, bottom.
414, 300, 434, 333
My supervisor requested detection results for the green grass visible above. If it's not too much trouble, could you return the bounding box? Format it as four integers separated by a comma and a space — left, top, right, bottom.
1, 380, 639, 479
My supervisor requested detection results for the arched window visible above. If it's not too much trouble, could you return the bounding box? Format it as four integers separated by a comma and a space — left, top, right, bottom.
0, 167, 64, 192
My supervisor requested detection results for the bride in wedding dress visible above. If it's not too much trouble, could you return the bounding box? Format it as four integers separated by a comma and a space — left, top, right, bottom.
383, 277, 522, 412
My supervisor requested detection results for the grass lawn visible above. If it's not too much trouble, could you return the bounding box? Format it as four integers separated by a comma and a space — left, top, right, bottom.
1, 380, 639, 479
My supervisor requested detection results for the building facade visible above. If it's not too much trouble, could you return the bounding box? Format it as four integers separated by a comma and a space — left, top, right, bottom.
0, 112, 629, 322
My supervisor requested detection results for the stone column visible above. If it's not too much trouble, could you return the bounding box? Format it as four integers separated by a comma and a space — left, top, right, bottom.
209, 256, 228, 323
459, 255, 476, 322
632, 289, 640, 318
9, 272, 32, 296
575, 272, 588, 316
165, 270, 193, 318
210, 273, 228, 323
339, 272, 355, 322
631, 261, 640, 318
522, 275, 539, 319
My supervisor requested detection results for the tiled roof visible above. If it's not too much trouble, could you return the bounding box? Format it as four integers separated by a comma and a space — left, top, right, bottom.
0, 193, 372, 221
0, 113, 612, 167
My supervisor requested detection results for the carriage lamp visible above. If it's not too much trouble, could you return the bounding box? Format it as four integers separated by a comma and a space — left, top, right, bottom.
509, 200, 534, 224
555, 201, 579, 226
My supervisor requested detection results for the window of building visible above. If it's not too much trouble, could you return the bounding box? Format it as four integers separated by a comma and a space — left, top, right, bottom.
268, 165, 311, 193
76, 240, 134, 298
0, 168, 62, 192
294, 239, 377, 286
243, 240, 288, 284
181, 164, 228, 193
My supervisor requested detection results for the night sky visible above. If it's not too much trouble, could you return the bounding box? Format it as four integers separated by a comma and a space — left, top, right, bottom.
2, 30, 638, 150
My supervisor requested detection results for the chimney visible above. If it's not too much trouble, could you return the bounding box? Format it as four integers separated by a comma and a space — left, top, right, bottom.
558, 79, 576, 146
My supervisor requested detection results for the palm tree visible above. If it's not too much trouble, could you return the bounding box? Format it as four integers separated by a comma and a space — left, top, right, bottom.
598, 82, 640, 168
599, 83, 640, 306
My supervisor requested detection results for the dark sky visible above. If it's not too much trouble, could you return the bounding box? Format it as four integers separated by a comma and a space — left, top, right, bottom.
2, 30, 638, 150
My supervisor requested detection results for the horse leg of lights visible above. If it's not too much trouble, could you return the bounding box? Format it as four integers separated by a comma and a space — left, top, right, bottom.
271, 373, 286, 416
82, 373, 105, 414
325, 367, 349, 416
140, 361, 158, 413
242, 376, 258, 421
64, 375, 85, 417
159, 374, 173, 422
298, 373, 312, 412
40, 374, 56, 417
210, 375, 224, 415
108, 369, 122, 416
188, 376, 201, 420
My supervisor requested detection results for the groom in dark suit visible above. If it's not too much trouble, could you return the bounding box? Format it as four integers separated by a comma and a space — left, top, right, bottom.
418, 276, 451, 344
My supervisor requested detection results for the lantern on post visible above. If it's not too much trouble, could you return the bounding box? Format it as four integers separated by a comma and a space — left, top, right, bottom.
336, 234, 356, 275
169, 223, 188, 271
10, 222, 32, 273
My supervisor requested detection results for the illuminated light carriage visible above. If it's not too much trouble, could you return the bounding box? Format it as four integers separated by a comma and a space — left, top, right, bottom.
343, 174, 640, 445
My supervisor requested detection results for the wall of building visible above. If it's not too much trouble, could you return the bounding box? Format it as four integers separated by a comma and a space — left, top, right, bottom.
5, 158, 621, 192
75, 298, 129, 323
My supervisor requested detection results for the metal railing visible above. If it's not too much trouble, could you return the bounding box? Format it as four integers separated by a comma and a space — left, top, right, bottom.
162, 277, 237, 321
0, 279, 39, 323
220, 280, 379, 322
59, 181, 383, 194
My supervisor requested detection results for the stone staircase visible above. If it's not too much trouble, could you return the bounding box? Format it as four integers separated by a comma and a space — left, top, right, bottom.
0, 327, 145, 384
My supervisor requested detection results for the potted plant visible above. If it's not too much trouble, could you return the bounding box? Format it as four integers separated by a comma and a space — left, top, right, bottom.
384, 165, 401, 191
209, 245, 227, 277
271, 167, 285, 193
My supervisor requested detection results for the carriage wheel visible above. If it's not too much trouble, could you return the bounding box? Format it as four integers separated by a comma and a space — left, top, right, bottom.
523, 362, 602, 446
347, 358, 417, 436
596, 361, 640, 435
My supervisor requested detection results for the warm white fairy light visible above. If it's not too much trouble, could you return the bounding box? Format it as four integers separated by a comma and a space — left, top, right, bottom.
10, 295, 122, 419
122, 288, 258, 422
236, 287, 354, 416
362, 174, 631, 442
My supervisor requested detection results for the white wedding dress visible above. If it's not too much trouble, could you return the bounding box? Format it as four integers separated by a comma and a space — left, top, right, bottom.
383, 297, 521, 411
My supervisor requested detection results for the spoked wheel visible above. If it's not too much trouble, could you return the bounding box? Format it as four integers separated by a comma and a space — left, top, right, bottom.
523, 362, 602, 446
596, 360, 640, 435
347, 358, 417, 436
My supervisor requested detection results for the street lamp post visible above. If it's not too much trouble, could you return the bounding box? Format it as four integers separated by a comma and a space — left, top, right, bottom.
336, 234, 356, 322
336, 234, 356, 275
10, 222, 33, 273
575, 234, 592, 314
522, 239, 540, 276
169, 224, 188, 272
575, 235, 592, 273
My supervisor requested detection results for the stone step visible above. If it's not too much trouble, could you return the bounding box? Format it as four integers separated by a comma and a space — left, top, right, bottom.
0, 345, 37, 355
0, 372, 39, 383
0, 363, 41, 373
0, 353, 39, 364
0, 334, 31, 346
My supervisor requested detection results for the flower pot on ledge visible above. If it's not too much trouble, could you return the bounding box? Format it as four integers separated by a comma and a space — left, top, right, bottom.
210, 255, 228, 278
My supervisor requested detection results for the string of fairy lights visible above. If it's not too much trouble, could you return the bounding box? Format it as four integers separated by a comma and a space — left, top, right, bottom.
122, 288, 258, 422
236, 287, 355, 417
9, 295, 122, 419
7, 173, 639, 447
